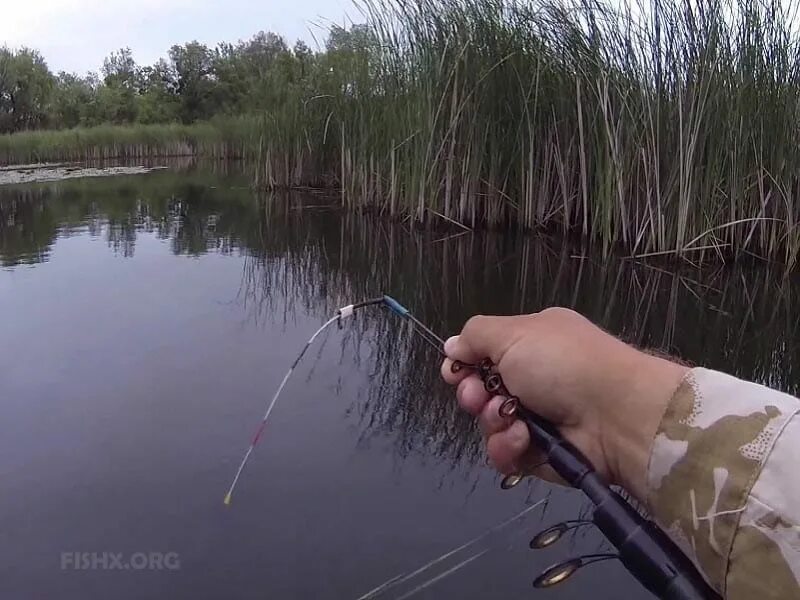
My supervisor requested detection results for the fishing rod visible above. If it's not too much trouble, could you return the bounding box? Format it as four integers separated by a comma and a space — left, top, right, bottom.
448, 358, 719, 599
223, 296, 438, 506
223, 297, 388, 506
224, 295, 719, 599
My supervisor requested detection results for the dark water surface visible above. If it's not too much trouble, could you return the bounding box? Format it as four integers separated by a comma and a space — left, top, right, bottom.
2, 169, 799, 600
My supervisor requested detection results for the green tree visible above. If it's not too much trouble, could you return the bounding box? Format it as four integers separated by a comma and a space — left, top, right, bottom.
0, 27, 370, 134
211, 32, 298, 114
0, 47, 54, 133
212, 42, 249, 114
319, 25, 378, 99
169, 42, 215, 123
293, 41, 314, 80
51, 72, 97, 128
99, 48, 138, 123
137, 59, 179, 124
241, 31, 290, 78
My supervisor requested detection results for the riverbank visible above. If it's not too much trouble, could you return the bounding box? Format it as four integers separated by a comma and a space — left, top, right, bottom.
3, 0, 800, 268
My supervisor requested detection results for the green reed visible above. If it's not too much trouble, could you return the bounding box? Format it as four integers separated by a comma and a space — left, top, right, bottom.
0, 116, 260, 166
5, 0, 800, 266
250, 0, 800, 267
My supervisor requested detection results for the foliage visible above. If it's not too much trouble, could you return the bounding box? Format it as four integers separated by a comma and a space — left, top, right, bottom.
50, 72, 99, 129
5, 0, 800, 266
0, 48, 53, 133
0, 29, 310, 133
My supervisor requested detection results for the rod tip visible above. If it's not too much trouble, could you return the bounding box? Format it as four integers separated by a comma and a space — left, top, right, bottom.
223, 493, 232, 506
382, 295, 410, 317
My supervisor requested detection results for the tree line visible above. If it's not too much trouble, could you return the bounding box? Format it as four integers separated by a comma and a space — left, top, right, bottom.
0, 27, 370, 134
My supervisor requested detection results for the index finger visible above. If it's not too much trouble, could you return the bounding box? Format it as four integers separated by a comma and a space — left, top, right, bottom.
441, 335, 483, 385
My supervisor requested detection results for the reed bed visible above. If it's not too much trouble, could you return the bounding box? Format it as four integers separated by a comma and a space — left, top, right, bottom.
5, 0, 800, 265
252, 0, 800, 266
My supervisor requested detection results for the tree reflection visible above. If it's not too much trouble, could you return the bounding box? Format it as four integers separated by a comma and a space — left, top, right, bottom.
0, 190, 58, 265
0, 169, 259, 266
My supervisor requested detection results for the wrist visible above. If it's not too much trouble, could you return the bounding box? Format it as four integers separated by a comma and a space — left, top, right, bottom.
605, 351, 689, 501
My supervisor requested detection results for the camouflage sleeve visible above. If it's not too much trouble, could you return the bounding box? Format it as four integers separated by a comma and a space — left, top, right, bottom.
646, 367, 800, 599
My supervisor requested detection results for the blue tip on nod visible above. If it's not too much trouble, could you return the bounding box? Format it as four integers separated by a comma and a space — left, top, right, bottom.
383, 295, 410, 318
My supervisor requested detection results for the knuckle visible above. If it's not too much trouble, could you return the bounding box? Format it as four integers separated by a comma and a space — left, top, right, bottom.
462, 314, 490, 338
486, 435, 505, 458
538, 306, 572, 318
487, 396, 510, 424
536, 306, 580, 323
486, 435, 518, 473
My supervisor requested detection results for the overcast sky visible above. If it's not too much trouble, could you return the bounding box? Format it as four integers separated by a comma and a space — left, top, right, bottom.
0, 0, 356, 75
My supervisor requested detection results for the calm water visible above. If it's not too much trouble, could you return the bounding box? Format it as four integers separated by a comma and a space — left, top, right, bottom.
2, 168, 799, 600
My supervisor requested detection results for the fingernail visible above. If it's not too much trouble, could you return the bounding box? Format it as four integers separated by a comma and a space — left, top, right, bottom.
444, 335, 459, 356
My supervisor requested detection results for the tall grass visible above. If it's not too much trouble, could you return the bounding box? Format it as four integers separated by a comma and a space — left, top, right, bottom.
254, 0, 800, 265
5, 0, 800, 265
0, 115, 259, 165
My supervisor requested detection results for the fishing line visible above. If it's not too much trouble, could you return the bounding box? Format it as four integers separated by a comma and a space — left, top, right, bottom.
354, 500, 545, 600
406, 314, 447, 356
392, 549, 489, 600
224, 296, 432, 506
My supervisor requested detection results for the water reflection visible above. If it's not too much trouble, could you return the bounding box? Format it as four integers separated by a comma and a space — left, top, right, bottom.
3, 174, 800, 470
3, 171, 799, 599
240, 196, 800, 467
0, 171, 261, 266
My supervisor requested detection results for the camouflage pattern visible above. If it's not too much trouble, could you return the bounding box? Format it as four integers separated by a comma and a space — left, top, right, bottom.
646, 368, 800, 598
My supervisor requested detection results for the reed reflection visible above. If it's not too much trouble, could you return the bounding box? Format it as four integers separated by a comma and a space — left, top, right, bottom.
3, 176, 798, 472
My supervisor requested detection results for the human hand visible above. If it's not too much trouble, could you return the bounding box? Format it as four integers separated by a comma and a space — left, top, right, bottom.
441, 308, 688, 502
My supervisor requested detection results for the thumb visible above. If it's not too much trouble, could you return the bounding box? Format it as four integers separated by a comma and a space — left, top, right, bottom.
446, 314, 521, 365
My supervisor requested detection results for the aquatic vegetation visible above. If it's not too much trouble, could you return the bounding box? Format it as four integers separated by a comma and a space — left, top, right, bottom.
4, 0, 800, 265
0, 116, 258, 165
251, 0, 800, 266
